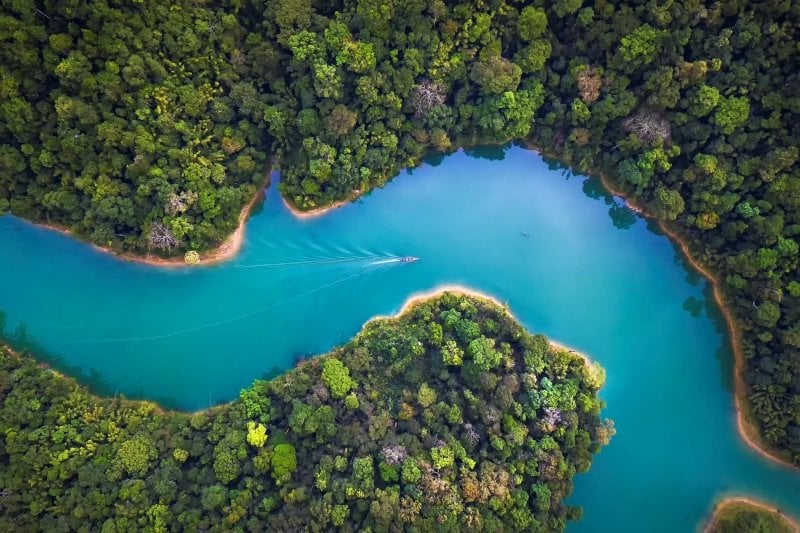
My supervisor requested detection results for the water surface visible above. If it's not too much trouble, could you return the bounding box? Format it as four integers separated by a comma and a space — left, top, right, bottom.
1, 146, 798, 530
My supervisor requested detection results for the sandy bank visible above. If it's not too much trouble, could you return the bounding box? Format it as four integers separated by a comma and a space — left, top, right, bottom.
281, 190, 365, 220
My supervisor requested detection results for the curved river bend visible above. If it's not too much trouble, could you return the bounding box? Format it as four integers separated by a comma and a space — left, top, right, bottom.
1, 146, 798, 531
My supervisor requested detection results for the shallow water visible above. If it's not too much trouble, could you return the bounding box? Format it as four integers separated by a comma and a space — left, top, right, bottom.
1, 146, 798, 530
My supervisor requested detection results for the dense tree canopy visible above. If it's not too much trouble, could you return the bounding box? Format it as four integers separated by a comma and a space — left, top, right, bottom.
0, 0, 270, 254
0, 293, 611, 531
0, 0, 798, 465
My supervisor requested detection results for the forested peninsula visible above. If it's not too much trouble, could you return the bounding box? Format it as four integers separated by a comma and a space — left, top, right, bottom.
0, 292, 611, 531
705, 498, 800, 533
0, 0, 798, 471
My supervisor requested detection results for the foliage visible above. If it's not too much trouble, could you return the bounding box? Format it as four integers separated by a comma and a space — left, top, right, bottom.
247, 421, 268, 448
0, 293, 609, 530
184, 250, 200, 264
271, 443, 298, 485
321, 358, 355, 399
619, 24, 664, 66
115, 434, 157, 477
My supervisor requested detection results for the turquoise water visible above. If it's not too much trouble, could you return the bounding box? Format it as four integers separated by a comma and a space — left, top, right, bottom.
1, 146, 798, 530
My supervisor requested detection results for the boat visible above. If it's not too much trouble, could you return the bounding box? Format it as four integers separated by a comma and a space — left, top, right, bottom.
400, 256, 419, 263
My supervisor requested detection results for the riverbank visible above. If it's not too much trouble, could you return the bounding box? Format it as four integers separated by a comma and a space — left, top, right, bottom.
0, 344, 170, 417
518, 138, 794, 469
519, 138, 795, 470
0, 289, 608, 533
703, 497, 800, 533
591, 170, 797, 472
34, 173, 271, 268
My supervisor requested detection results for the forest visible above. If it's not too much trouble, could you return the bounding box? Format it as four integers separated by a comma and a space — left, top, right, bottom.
0, 293, 611, 531
0, 0, 797, 468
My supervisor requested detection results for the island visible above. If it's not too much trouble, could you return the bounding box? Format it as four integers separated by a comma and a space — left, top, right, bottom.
705, 498, 800, 533
0, 292, 612, 531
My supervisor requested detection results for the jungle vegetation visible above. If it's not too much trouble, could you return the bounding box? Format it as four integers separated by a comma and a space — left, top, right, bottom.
0, 293, 612, 531
0, 0, 797, 466
706, 500, 798, 533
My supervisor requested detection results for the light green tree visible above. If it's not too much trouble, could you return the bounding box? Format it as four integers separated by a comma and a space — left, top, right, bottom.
322, 358, 355, 398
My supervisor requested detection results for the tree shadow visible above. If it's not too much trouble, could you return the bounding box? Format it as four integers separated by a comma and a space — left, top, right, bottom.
609, 204, 637, 230
581, 176, 637, 230
422, 151, 446, 167
703, 284, 735, 394
582, 176, 614, 204
682, 296, 704, 318
0, 311, 120, 401
464, 144, 508, 161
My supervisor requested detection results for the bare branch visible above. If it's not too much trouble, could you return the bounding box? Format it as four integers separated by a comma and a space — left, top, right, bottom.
622, 109, 672, 143
149, 222, 179, 251
410, 80, 446, 117
381, 445, 408, 466
463, 422, 480, 446
543, 406, 564, 427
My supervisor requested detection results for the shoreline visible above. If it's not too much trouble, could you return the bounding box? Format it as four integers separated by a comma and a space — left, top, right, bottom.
33, 172, 272, 268
281, 191, 364, 220
703, 497, 800, 533
280, 138, 511, 221
592, 170, 797, 472
364, 284, 594, 366
2, 286, 592, 415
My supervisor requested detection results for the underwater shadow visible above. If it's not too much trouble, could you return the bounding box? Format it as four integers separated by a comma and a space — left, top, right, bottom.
580, 175, 638, 230
0, 311, 120, 400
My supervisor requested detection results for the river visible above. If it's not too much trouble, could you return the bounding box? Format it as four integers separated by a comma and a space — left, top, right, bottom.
0, 145, 798, 530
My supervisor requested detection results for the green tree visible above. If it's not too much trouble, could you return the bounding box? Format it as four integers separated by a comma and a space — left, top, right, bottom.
518, 7, 548, 41
246, 421, 268, 447
322, 358, 355, 398
213, 451, 241, 484
441, 339, 464, 366
553, 0, 583, 17
467, 336, 502, 371
470, 57, 522, 95
688, 85, 720, 116
714, 96, 750, 134
271, 444, 298, 485
417, 382, 437, 408
115, 435, 157, 477
619, 25, 663, 67
754, 302, 780, 328
650, 187, 685, 220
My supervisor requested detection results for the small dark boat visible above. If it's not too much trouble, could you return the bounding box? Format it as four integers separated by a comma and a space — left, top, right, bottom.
400, 256, 419, 263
